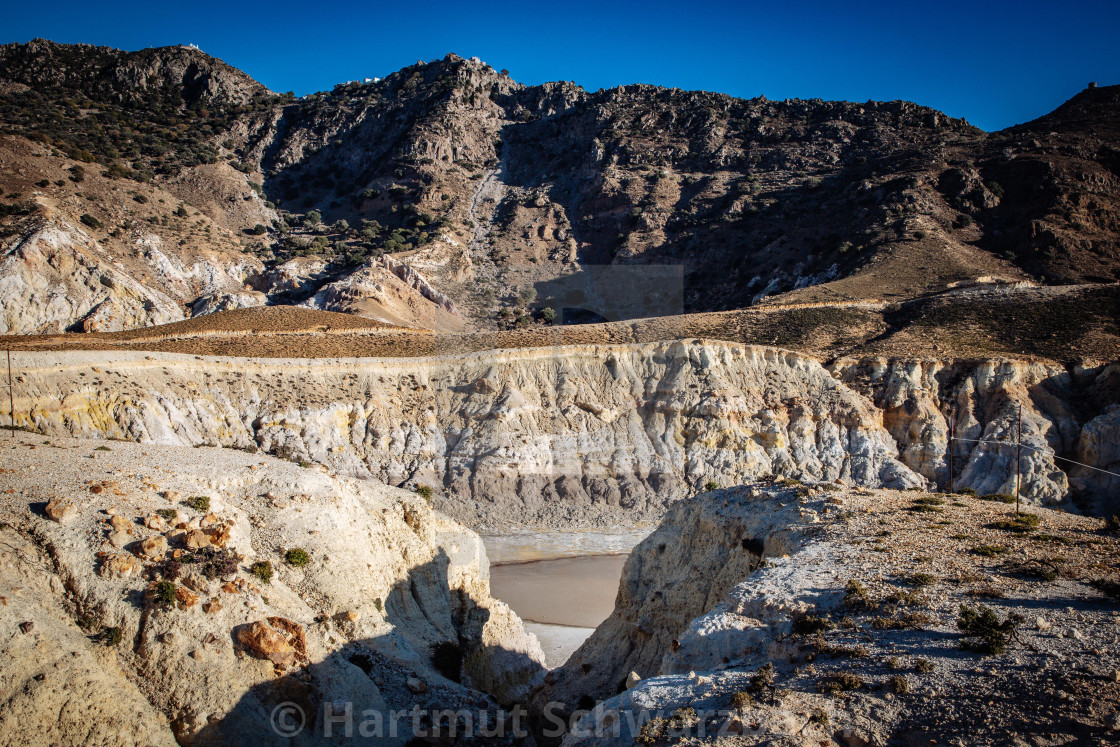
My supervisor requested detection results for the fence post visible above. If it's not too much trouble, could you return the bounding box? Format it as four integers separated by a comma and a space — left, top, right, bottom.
947, 409, 955, 492
1015, 403, 1023, 514
6, 349, 12, 437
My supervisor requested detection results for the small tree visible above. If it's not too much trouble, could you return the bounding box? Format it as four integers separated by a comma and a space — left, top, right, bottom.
518, 287, 537, 305
305, 210, 322, 227
332, 219, 350, 233
540, 307, 556, 324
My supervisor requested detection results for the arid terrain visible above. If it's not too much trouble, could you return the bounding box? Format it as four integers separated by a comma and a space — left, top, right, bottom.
2, 37, 1120, 747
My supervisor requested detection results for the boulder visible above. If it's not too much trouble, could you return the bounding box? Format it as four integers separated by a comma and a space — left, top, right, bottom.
236, 617, 307, 667
101, 553, 143, 579
46, 498, 77, 523
138, 534, 168, 561
184, 529, 211, 550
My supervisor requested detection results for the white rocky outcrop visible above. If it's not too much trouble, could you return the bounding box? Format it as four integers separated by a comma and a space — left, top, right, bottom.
10, 342, 1120, 524
8, 342, 924, 529
540, 484, 1120, 746
833, 358, 1120, 508
0, 436, 544, 745
0, 221, 185, 333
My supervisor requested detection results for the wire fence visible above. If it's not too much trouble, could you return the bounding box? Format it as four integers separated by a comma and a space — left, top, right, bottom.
949, 435, 1120, 480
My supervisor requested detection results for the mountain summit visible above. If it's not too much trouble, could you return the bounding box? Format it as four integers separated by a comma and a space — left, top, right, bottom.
0, 41, 1117, 345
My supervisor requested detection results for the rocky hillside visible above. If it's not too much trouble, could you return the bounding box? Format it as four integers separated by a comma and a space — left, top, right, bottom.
534, 482, 1120, 745
6, 342, 1119, 528
0, 434, 544, 745
1, 41, 1118, 335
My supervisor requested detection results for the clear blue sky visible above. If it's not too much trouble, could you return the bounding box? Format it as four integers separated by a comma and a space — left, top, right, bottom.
3, 0, 1118, 131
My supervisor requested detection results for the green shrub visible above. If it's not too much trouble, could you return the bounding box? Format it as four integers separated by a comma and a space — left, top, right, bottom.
844, 579, 876, 611
98, 626, 123, 646
185, 495, 210, 512
818, 672, 864, 695
747, 662, 775, 693
250, 560, 273, 584
703, 480, 719, 492
1021, 564, 1058, 582
909, 501, 942, 513
971, 544, 1008, 557
730, 691, 753, 709
157, 508, 177, 521
914, 658, 934, 673
285, 548, 311, 567
888, 675, 909, 694
79, 213, 102, 229
414, 484, 433, 501
957, 487, 978, 497
957, 604, 1022, 655
907, 573, 936, 588
152, 581, 177, 607
980, 493, 1016, 504
989, 513, 1040, 534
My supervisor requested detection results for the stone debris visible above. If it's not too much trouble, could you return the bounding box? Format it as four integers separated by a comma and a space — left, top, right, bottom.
184, 529, 211, 550
45, 498, 76, 522
108, 515, 132, 534
100, 553, 143, 580
175, 586, 200, 610
138, 534, 168, 561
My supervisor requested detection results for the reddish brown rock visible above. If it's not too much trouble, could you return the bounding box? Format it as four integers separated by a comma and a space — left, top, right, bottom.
46, 498, 77, 523
175, 586, 200, 609
236, 617, 307, 667
137, 534, 168, 561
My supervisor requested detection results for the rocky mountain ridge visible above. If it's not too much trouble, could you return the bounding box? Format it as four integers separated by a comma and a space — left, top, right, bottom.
1, 41, 1118, 337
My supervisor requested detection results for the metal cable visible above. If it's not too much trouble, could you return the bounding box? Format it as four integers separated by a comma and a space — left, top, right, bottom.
950, 436, 1120, 479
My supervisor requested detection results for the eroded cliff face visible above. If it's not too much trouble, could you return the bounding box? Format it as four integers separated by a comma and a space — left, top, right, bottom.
0, 436, 543, 745
831, 357, 1120, 511
7, 342, 1120, 526
538, 485, 1120, 747
10, 341, 923, 529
